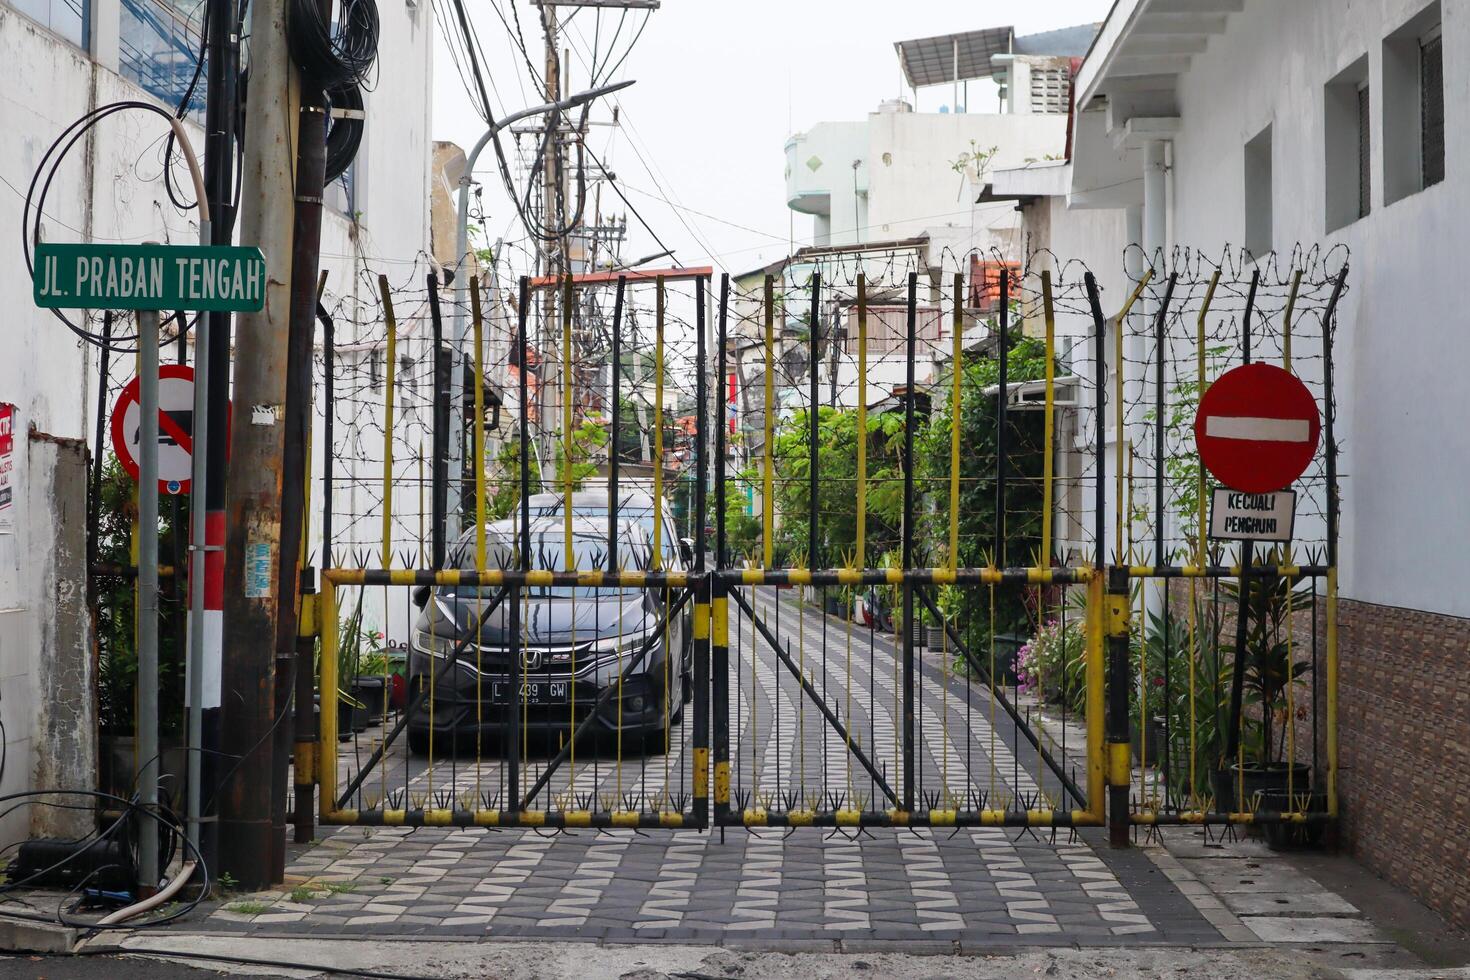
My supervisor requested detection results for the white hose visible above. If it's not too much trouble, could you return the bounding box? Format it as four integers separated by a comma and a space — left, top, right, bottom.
97, 860, 198, 926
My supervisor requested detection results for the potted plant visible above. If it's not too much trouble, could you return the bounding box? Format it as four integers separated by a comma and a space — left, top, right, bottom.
94, 459, 190, 796
1214, 553, 1315, 828
315, 590, 383, 737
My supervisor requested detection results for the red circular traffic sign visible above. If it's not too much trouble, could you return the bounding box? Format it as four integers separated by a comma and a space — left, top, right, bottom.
1194, 362, 1320, 494
110, 364, 198, 495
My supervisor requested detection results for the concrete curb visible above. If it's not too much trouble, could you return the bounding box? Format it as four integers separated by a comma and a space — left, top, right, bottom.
0, 917, 78, 954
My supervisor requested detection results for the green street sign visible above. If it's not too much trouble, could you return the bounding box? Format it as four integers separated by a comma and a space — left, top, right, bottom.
33, 243, 267, 312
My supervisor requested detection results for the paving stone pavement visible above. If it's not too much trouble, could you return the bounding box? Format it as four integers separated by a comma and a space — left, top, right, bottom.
191, 591, 1389, 948
201, 823, 1227, 944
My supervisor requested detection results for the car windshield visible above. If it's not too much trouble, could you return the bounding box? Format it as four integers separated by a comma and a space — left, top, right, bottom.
527, 501, 676, 562
444, 529, 650, 599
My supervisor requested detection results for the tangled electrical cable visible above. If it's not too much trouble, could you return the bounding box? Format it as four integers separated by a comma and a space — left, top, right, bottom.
20, 101, 202, 352
288, 0, 380, 89
0, 789, 207, 931
325, 81, 366, 184
236, 69, 363, 186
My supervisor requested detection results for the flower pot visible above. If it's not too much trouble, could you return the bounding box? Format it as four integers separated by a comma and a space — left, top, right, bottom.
1215, 761, 1311, 814
910, 618, 926, 649
993, 634, 1025, 686
1259, 788, 1326, 850
824, 595, 846, 618
1130, 717, 1164, 767
99, 734, 188, 801
355, 676, 388, 724
333, 696, 369, 741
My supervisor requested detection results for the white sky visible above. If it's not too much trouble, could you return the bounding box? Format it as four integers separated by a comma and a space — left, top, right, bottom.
431, 0, 1113, 280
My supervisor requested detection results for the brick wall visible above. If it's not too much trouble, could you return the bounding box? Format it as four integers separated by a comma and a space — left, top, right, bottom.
1160, 583, 1470, 934
1333, 597, 1470, 934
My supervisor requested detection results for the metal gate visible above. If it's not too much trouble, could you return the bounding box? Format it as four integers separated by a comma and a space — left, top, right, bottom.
304, 249, 1346, 843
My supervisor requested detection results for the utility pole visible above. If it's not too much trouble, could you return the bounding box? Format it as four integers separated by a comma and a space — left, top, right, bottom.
218, 0, 296, 889
276, 0, 333, 871
194, 0, 240, 877
541, 4, 563, 472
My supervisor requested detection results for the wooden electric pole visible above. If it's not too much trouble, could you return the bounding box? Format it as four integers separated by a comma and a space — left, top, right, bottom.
218, 0, 296, 889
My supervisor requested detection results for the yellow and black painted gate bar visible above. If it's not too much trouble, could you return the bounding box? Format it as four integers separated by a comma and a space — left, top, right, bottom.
1105, 566, 1132, 847
691, 273, 711, 829
711, 273, 732, 826
718, 568, 1094, 587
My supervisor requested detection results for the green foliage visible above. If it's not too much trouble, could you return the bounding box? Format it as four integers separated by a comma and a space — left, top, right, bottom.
553, 417, 609, 490
770, 406, 905, 568
950, 140, 999, 180
484, 437, 542, 521
765, 334, 1057, 648
1143, 345, 1229, 554
95, 457, 187, 736
1221, 551, 1315, 766
920, 337, 1053, 645
721, 477, 762, 560
226, 901, 271, 916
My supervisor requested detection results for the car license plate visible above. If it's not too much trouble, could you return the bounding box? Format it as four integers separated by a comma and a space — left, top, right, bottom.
491, 681, 568, 704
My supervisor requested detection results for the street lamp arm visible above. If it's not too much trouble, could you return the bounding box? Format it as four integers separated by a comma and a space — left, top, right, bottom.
445, 78, 635, 542
464, 79, 636, 179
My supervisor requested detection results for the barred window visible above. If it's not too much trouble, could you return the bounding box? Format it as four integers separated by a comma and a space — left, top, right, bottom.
1357, 84, 1372, 219
10, 0, 86, 49
1384, 4, 1442, 204
1029, 66, 1071, 115
120, 0, 205, 116
1421, 33, 1444, 187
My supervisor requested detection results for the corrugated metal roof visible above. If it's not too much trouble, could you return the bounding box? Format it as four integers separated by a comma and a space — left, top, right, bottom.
895, 27, 1013, 89
895, 23, 1098, 89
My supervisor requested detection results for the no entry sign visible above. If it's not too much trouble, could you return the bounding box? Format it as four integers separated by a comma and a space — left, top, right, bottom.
1194, 363, 1320, 494
110, 365, 197, 494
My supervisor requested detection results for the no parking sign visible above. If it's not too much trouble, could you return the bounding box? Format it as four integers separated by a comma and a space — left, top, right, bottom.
110, 364, 198, 495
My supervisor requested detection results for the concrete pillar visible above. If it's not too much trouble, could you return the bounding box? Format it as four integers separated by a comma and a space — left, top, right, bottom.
1142, 140, 1170, 597
27, 433, 95, 840
1143, 140, 1168, 271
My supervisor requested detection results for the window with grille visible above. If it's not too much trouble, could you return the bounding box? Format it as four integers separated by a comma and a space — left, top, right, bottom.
120, 0, 205, 115
9, 0, 86, 48
1384, 4, 1443, 204
967, 257, 1020, 313
842, 306, 942, 354
1421, 33, 1444, 187
1324, 54, 1370, 231
1029, 65, 1071, 115
1357, 84, 1372, 218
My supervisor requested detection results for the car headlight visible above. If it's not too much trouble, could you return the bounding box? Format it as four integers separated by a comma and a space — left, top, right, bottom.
411, 628, 456, 657
593, 633, 659, 661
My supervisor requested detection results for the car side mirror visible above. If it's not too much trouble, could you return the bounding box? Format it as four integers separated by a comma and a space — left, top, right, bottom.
412, 585, 431, 609
678, 537, 695, 565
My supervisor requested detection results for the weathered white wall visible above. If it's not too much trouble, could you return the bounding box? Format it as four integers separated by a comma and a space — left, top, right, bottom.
0, 0, 434, 845
1159, 0, 1465, 616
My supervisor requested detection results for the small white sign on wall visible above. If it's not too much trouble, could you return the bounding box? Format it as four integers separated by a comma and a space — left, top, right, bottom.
1209, 487, 1296, 542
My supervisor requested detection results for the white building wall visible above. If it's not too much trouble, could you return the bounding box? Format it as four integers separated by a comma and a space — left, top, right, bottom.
786, 109, 1068, 257
863, 111, 1067, 255
1159, 0, 1465, 617
0, 0, 433, 844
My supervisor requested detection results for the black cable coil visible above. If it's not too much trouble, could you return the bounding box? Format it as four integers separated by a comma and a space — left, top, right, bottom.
324, 81, 365, 183
287, 0, 380, 89
238, 70, 364, 185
